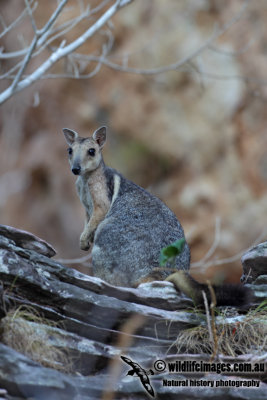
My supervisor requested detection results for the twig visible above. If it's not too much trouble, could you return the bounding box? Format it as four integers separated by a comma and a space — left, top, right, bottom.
193, 217, 221, 267
102, 314, 146, 400
25, 0, 37, 33
208, 37, 256, 57
90, 0, 112, 15
10, 35, 38, 92
202, 290, 213, 344
0, 1, 37, 39
54, 0, 250, 78
66, 27, 219, 76
191, 70, 267, 85
55, 253, 92, 265
191, 225, 267, 273
0, 1, 73, 60
0, 0, 109, 62
207, 282, 218, 362
35, 0, 69, 51
9, 0, 68, 93
39, 0, 68, 37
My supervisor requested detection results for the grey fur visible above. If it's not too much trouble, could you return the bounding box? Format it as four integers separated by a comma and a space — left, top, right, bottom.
92, 167, 190, 286
63, 127, 190, 287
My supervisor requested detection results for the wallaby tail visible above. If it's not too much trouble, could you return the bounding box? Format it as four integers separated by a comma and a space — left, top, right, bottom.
166, 271, 253, 307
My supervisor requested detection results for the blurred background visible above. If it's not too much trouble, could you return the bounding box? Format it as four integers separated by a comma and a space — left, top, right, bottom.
0, 0, 266, 283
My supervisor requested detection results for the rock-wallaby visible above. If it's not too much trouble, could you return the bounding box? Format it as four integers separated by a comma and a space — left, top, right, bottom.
63, 126, 252, 306
63, 126, 190, 287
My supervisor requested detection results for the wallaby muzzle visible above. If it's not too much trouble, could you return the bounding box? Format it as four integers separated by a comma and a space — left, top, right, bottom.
72, 165, 81, 175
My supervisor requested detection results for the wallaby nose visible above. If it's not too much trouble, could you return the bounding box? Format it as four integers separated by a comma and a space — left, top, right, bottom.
72, 166, 81, 175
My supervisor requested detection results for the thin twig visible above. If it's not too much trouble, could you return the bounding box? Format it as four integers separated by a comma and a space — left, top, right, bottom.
0, 60, 22, 80
0, 0, 109, 61
0, 1, 72, 60
55, 253, 92, 265
193, 217, 221, 268
90, 0, 112, 15
9, 0, 68, 93
39, 0, 68, 36
67, 27, 219, 76
207, 282, 218, 362
56, 0, 250, 77
191, 227, 267, 272
102, 314, 146, 400
10, 35, 38, 92
0, 1, 37, 39
202, 290, 213, 343
25, 0, 37, 33
208, 37, 256, 57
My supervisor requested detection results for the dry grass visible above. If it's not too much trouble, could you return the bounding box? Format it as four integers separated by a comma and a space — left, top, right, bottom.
0, 305, 72, 373
173, 301, 267, 357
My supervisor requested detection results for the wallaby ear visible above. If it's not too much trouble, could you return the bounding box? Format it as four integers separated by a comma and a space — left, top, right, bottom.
92, 126, 106, 148
62, 128, 78, 146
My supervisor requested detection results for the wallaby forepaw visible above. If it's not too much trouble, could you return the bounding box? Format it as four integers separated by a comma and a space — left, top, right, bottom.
80, 241, 90, 251
79, 233, 91, 251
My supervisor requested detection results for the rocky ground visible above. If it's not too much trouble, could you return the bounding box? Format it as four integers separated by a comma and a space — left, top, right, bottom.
0, 225, 266, 399
0, 1, 267, 282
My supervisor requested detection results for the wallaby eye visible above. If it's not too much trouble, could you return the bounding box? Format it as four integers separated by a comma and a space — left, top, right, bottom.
68, 147, 73, 155
88, 148, 95, 157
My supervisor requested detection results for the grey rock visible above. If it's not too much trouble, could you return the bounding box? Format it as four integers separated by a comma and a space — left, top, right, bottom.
0, 226, 266, 399
0, 343, 77, 400
0, 316, 121, 375
0, 343, 266, 400
0, 225, 56, 258
0, 225, 200, 372
252, 275, 267, 285
241, 242, 267, 283
245, 283, 267, 303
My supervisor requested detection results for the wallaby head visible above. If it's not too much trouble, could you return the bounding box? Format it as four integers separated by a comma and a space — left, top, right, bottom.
62, 126, 106, 176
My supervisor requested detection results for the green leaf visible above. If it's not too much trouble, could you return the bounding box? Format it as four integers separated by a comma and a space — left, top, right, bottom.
159, 238, 185, 267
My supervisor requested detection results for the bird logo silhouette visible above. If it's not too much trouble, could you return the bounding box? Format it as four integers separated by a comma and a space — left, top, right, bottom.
121, 356, 155, 397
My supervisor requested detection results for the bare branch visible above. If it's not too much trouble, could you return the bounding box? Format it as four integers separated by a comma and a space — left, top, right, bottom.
0, 1, 73, 60
39, 24, 219, 80
202, 290, 212, 343
0, 61, 22, 80
0, 48, 30, 60
217, 0, 249, 34
194, 217, 221, 266
3, 0, 68, 93
56, 253, 92, 265
0, 6, 92, 64
38, 0, 252, 81
0, 0, 134, 104
25, 0, 37, 33
0, 1, 37, 39
38, 0, 68, 37
10, 34, 38, 92
90, 0, 112, 15
208, 37, 256, 57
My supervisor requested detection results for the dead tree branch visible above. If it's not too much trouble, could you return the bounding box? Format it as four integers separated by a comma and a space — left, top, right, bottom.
0, 0, 134, 104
